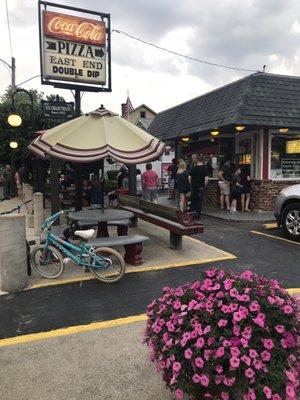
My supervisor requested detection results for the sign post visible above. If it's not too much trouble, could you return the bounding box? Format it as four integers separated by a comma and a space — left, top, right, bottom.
39, 1, 112, 211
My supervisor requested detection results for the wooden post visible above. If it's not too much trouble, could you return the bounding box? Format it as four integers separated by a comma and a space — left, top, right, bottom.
50, 157, 60, 215
128, 165, 137, 196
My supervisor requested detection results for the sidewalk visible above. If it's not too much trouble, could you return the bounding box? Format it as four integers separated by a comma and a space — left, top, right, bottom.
159, 196, 275, 223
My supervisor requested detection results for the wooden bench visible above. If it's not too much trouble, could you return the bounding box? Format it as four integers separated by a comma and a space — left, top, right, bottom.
89, 234, 149, 265
118, 195, 204, 250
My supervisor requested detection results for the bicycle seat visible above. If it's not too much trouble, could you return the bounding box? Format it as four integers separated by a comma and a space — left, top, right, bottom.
74, 229, 95, 240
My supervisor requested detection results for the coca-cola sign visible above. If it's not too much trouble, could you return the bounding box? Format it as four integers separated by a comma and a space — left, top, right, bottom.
44, 11, 106, 47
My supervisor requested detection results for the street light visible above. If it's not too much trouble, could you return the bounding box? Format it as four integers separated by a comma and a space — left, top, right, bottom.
9, 141, 18, 149
7, 113, 22, 128
7, 88, 34, 132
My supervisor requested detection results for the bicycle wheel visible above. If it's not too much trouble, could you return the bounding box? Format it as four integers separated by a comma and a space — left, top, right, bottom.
31, 245, 64, 279
90, 247, 125, 283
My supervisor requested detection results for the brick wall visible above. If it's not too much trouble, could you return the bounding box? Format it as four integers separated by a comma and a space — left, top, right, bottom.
203, 179, 300, 211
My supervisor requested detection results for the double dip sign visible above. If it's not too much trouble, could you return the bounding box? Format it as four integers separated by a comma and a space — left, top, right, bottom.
42, 10, 107, 86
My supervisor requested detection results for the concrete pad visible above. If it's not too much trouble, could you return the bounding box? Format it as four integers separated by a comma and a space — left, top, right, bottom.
0, 321, 173, 400
27, 220, 235, 288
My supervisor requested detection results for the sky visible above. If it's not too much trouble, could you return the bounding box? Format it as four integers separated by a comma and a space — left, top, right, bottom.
0, 0, 299, 115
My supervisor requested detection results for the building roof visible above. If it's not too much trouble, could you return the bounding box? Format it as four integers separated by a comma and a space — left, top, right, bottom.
136, 117, 155, 131
148, 72, 300, 140
130, 104, 157, 115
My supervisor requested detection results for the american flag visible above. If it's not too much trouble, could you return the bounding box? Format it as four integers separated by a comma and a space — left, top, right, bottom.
123, 96, 134, 119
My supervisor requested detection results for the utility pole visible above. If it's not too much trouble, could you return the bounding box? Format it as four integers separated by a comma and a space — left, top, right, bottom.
11, 57, 16, 91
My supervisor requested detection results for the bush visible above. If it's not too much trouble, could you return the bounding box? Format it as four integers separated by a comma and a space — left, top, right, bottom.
106, 170, 119, 180
144, 270, 300, 400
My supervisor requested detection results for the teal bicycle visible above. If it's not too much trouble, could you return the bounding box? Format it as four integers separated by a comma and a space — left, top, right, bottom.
31, 211, 125, 283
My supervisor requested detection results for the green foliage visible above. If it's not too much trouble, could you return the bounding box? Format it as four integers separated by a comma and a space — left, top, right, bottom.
0, 86, 70, 167
103, 179, 118, 194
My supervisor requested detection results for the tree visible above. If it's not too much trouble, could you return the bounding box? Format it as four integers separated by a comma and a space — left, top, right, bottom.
0, 86, 70, 167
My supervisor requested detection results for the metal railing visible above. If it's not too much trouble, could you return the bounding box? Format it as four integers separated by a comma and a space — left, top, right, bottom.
0, 199, 32, 216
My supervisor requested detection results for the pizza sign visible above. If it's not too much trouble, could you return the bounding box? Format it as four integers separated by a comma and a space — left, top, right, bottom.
42, 11, 107, 85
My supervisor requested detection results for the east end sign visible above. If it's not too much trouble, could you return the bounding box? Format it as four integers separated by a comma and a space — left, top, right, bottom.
42, 11, 107, 85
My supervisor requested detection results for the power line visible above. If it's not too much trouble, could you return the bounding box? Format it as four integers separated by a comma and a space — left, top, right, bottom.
112, 29, 259, 73
5, 0, 13, 57
0, 59, 12, 77
16, 74, 40, 87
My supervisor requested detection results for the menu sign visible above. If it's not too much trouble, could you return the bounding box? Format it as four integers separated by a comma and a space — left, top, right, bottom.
42, 11, 106, 85
282, 158, 300, 178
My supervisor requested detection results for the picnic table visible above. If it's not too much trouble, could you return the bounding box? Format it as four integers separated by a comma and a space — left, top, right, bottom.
68, 209, 134, 238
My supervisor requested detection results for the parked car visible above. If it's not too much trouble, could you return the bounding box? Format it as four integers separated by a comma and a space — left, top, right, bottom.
274, 184, 300, 241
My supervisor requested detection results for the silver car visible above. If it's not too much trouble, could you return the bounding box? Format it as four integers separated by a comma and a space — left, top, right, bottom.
274, 183, 300, 241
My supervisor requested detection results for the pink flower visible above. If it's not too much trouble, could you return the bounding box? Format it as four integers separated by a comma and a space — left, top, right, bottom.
268, 296, 276, 305
175, 389, 184, 399
245, 368, 255, 379
207, 337, 215, 346
218, 319, 228, 328
247, 389, 256, 400
239, 306, 249, 318
283, 305, 293, 314
192, 373, 201, 383
263, 339, 274, 350
195, 357, 204, 368
241, 270, 253, 280
252, 313, 265, 328
223, 377, 236, 387
261, 350, 271, 362
249, 301, 261, 312
203, 325, 212, 334
230, 356, 240, 369
199, 374, 210, 387
253, 359, 263, 370
281, 339, 288, 348
172, 362, 181, 373
216, 346, 225, 358
230, 347, 240, 357
263, 386, 272, 399
206, 269, 216, 277
286, 385, 295, 398
196, 337, 205, 348
286, 370, 297, 382
224, 279, 233, 290
216, 365, 223, 374
184, 348, 193, 359
233, 325, 240, 336
190, 330, 198, 339
271, 395, 281, 400
241, 355, 251, 366
230, 288, 239, 297
241, 338, 249, 348
166, 322, 175, 332
182, 332, 191, 341
204, 349, 212, 361
173, 300, 181, 309
275, 325, 285, 334
221, 393, 229, 400
249, 349, 258, 358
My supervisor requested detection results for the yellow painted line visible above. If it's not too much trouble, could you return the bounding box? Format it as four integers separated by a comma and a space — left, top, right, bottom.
287, 288, 300, 295
251, 230, 300, 246
28, 253, 236, 290
263, 223, 278, 230
0, 313, 147, 348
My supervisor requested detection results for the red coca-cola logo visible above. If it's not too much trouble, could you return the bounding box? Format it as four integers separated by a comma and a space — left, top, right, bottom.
44, 11, 106, 47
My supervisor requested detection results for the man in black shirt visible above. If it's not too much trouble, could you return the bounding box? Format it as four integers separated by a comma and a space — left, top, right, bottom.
188, 155, 208, 218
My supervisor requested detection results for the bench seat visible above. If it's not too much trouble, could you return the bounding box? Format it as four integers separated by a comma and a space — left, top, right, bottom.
120, 205, 204, 249
89, 234, 149, 266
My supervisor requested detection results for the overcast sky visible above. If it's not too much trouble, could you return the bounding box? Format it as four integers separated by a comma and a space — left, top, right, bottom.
0, 0, 299, 115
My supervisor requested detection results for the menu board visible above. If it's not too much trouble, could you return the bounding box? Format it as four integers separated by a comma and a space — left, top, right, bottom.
286, 140, 300, 154
281, 158, 300, 178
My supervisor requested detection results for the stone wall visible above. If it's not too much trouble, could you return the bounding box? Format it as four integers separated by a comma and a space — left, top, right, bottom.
203, 179, 300, 211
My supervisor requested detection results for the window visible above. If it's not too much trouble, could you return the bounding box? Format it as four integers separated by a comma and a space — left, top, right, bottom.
140, 111, 146, 118
270, 131, 300, 179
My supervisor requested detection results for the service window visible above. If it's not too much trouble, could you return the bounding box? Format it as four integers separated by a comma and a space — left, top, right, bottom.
270, 132, 300, 180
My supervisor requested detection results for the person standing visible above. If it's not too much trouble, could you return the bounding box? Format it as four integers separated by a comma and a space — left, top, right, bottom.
218, 159, 232, 211
86, 175, 103, 208
1, 165, 12, 199
230, 167, 243, 213
142, 163, 159, 203
167, 158, 178, 200
188, 155, 208, 219
136, 169, 142, 196
176, 161, 190, 211
241, 165, 253, 211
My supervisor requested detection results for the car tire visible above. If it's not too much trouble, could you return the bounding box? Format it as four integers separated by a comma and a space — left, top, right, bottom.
281, 202, 300, 242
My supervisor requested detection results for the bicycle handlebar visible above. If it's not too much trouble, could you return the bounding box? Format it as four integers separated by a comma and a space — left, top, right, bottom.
41, 211, 64, 230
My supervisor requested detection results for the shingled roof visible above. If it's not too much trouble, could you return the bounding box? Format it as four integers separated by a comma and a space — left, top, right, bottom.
148, 72, 300, 141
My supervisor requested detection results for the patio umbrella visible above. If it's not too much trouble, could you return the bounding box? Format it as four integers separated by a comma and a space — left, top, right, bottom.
28, 107, 165, 164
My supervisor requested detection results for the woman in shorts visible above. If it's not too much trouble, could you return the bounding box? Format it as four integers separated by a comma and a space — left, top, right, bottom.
218, 160, 232, 211
176, 160, 190, 211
